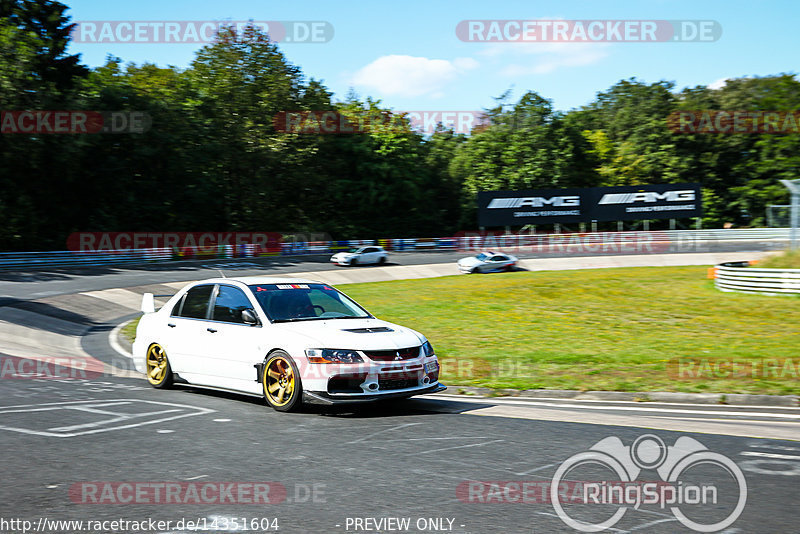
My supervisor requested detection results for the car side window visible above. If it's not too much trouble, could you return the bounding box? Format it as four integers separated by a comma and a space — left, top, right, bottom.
494, 255, 508, 261
176, 285, 214, 319
212, 285, 252, 324
364, 247, 376, 253
170, 294, 186, 317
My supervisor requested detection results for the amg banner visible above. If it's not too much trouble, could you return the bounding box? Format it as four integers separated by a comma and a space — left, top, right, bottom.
477, 183, 702, 226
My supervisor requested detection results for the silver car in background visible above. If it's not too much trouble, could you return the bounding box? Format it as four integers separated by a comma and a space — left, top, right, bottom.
457, 251, 518, 273
330, 246, 388, 266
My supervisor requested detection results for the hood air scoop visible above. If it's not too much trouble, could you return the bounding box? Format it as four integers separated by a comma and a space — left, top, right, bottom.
341, 327, 394, 334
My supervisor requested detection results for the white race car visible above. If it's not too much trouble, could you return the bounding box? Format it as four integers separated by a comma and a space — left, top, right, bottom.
330, 246, 388, 266
457, 251, 519, 274
132, 277, 444, 412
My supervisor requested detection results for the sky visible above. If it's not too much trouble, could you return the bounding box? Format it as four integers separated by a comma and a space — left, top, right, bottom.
64, 0, 799, 114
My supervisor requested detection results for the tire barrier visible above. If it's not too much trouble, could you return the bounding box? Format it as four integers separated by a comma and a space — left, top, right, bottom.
713, 261, 800, 295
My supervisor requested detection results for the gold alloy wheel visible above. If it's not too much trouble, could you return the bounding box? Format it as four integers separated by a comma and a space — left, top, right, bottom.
146, 344, 170, 386
263, 356, 296, 407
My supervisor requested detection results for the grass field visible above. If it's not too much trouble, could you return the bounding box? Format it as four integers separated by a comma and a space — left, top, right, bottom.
758, 248, 800, 269
123, 266, 800, 395
341, 266, 800, 396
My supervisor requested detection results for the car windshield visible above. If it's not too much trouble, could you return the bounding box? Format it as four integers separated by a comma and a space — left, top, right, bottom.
475, 253, 489, 261
249, 283, 372, 322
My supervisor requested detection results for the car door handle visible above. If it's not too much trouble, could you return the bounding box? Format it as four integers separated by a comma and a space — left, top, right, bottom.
168, 323, 176, 328
207, 327, 217, 333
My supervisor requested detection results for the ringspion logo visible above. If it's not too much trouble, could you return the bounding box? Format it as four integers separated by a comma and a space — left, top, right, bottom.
551, 434, 747, 532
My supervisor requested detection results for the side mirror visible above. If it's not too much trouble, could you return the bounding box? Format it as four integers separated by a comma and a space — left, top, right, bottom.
241, 309, 259, 326
141, 293, 155, 314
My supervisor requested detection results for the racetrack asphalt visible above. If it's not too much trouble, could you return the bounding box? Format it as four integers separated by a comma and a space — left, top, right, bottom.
0, 243, 797, 533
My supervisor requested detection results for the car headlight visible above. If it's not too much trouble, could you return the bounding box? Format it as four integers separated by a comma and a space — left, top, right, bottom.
421, 341, 435, 357
305, 349, 363, 364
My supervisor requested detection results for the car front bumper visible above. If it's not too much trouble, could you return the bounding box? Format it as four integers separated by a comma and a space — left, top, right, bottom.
303, 383, 446, 405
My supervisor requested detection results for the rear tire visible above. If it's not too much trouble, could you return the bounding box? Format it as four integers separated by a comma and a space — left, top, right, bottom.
378, 256, 386, 265
145, 344, 173, 389
262, 351, 303, 412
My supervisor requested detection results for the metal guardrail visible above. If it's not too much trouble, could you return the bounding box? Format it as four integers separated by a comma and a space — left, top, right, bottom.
714, 261, 800, 295
0, 248, 172, 271
0, 228, 790, 272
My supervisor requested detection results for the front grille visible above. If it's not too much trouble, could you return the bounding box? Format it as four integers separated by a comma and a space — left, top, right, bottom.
328, 373, 367, 394
363, 346, 420, 362
379, 376, 419, 391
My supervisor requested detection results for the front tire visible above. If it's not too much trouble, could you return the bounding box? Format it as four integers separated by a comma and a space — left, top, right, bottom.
145, 344, 173, 389
350, 258, 358, 266
262, 351, 303, 412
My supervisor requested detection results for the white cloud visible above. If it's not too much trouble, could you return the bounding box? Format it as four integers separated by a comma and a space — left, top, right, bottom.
708, 77, 729, 90
475, 17, 611, 76
351, 55, 478, 98
481, 41, 610, 76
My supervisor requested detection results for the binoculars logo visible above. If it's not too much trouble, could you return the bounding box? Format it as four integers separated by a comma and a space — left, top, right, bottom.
551, 434, 747, 532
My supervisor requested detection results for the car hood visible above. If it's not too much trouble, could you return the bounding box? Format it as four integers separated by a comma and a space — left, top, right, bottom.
271, 318, 425, 350
331, 252, 354, 259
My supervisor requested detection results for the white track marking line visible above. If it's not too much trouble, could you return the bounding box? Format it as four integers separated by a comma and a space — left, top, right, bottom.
515, 461, 563, 476
425, 395, 800, 419
374, 436, 491, 443
0, 399, 214, 438
109, 320, 134, 359
345, 422, 423, 444
419, 439, 505, 455
627, 518, 679, 531
740, 451, 800, 460
49, 408, 184, 432
429, 393, 800, 411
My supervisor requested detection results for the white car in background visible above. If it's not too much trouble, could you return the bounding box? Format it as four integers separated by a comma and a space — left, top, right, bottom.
132, 277, 443, 412
457, 251, 519, 274
330, 246, 388, 266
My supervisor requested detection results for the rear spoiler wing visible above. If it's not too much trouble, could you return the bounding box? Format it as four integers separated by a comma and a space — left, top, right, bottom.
141, 293, 155, 314
141, 293, 174, 314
